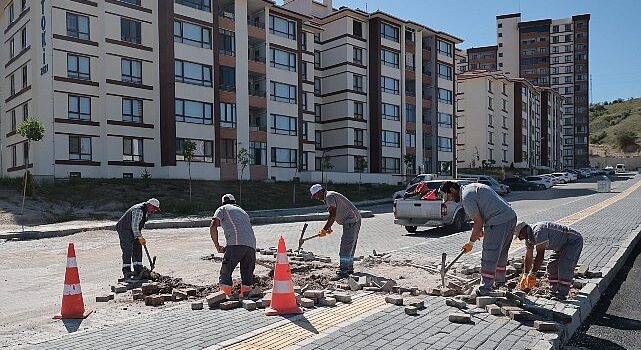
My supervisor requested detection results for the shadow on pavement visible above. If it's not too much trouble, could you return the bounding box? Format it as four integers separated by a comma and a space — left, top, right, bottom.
593, 314, 641, 331
565, 334, 627, 349
286, 314, 319, 335
62, 319, 83, 333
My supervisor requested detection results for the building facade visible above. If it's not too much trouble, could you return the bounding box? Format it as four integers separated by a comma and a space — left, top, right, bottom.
0, 0, 461, 182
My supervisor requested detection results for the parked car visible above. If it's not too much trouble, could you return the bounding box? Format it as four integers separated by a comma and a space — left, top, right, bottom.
501, 177, 540, 191
393, 180, 471, 233
458, 175, 510, 195
540, 174, 560, 185
393, 174, 437, 199
525, 176, 553, 189
604, 166, 615, 175
616, 164, 626, 173
567, 169, 588, 179
551, 172, 575, 183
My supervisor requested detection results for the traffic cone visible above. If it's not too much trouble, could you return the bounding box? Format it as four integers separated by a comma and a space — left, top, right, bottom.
265, 236, 303, 316
53, 243, 93, 319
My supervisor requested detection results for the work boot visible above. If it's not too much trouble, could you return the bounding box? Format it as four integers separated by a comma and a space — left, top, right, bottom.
119, 270, 133, 282
330, 272, 350, 281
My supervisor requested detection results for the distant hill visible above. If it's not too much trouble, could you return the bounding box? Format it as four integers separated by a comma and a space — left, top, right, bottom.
589, 97, 641, 153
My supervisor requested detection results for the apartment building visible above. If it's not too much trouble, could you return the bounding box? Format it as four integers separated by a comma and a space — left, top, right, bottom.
0, 0, 461, 181
456, 70, 562, 170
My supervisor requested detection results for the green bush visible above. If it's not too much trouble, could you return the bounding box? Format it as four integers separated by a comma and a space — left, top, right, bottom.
615, 131, 637, 149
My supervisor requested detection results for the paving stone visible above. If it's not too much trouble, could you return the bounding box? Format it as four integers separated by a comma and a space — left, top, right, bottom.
206, 292, 227, 307
319, 297, 337, 306
172, 290, 188, 301
449, 313, 471, 323
573, 279, 588, 289
319, 257, 332, 263
108, 292, 115, 300
299, 298, 315, 308
445, 298, 467, 309
133, 292, 145, 300
441, 288, 459, 297
476, 296, 496, 308
363, 286, 381, 292
385, 295, 403, 305
358, 276, 369, 287
587, 271, 603, 278
141, 283, 159, 295
113, 285, 127, 294
488, 291, 505, 297
576, 265, 589, 277
303, 290, 324, 299
485, 304, 502, 316
510, 311, 534, 322
191, 302, 203, 310
96, 295, 111, 302
447, 281, 462, 290
380, 280, 396, 293
409, 300, 425, 309
144, 295, 164, 307
184, 288, 197, 297
534, 320, 559, 331
430, 288, 442, 296
333, 293, 352, 303
347, 277, 361, 291
262, 294, 272, 307
500, 306, 523, 317
293, 285, 302, 294
242, 300, 257, 311
220, 301, 240, 310
404, 306, 418, 315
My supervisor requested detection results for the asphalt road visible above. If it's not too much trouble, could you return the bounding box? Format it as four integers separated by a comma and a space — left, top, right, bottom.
566, 236, 641, 350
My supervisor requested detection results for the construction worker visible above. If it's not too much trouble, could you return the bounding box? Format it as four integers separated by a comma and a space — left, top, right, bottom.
439, 181, 517, 297
309, 184, 362, 281
115, 198, 160, 280
210, 194, 257, 297
514, 221, 584, 300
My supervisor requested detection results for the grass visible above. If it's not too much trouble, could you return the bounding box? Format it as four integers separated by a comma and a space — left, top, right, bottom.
590, 97, 641, 150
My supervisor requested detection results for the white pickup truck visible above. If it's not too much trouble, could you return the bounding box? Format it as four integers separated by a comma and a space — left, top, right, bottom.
393, 180, 470, 233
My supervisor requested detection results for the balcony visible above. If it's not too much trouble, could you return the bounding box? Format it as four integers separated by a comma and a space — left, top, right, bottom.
250, 107, 267, 132
422, 48, 432, 62
218, 4, 235, 31
248, 18, 266, 40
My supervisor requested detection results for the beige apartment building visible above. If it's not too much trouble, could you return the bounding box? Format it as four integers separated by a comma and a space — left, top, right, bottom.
456, 70, 563, 170
0, 0, 461, 182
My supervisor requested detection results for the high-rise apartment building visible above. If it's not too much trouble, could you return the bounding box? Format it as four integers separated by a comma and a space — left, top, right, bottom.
0, 0, 461, 181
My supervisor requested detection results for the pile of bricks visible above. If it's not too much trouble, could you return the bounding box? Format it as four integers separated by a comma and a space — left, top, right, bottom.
383, 294, 427, 316
100, 281, 199, 307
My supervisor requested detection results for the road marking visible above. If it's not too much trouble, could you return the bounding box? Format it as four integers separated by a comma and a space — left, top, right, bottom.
220, 294, 387, 350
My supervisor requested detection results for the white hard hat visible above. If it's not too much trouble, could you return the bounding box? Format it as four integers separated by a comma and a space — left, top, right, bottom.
514, 221, 528, 237
147, 198, 160, 209
221, 194, 235, 204
309, 184, 323, 197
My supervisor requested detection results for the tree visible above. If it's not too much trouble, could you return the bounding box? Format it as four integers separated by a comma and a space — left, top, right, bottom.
615, 131, 637, 149
322, 154, 334, 188
182, 139, 197, 202
403, 154, 416, 175
354, 157, 368, 193
236, 147, 252, 205
16, 118, 46, 214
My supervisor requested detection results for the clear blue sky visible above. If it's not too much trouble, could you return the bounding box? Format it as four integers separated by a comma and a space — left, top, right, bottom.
334, 0, 641, 103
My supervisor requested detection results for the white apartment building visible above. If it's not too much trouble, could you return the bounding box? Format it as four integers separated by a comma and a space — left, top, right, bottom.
456, 70, 563, 170
0, 0, 461, 182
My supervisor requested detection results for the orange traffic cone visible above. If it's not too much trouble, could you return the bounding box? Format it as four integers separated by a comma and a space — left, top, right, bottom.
53, 243, 93, 319
265, 236, 303, 316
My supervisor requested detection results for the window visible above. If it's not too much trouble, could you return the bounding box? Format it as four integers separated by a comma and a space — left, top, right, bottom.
353, 20, 363, 38
8, 3, 14, 24
121, 18, 141, 44
175, 99, 213, 124
433, 112, 451, 128
437, 40, 452, 57
175, 0, 211, 12
315, 130, 322, 149
271, 148, 297, 168
67, 54, 90, 80
22, 103, 28, 120
314, 77, 321, 94
438, 88, 452, 104
438, 161, 452, 176
314, 50, 320, 68
9, 38, 14, 58
381, 49, 399, 68
269, 15, 296, 40
270, 48, 296, 71
381, 130, 400, 148
348, 74, 364, 93
353, 47, 363, 65
271, 114, 296, 136
120, 0, 141, 5
66, 13, 90, 40
405, 52, 415, 71
10, 110, 16, 132
382, 157, 400, 173
302, 92, 308, 110
354, 129, 364, 146
437, 63, 452, 80
502, 133, 508, 145
174, 20, 211, 48
437, 136, 452, 151
565, 34, 572, 42
381, 76, 399, 94
21, 66, 27, 88
69, 136, 92, 160
488, 80, 493, 93
406, 104, 416, 123
353, 156, 366, 172
250, 141, 267, 165
68, 95, 91, 120
301, 33, 307, 51
302, 121, 309, 141
121, 58, 142, 84
406, 132, 416, 148
175, 59, 212, 86
502, 116, 507, 128
20, 27, 26, 48
219, 66, 235, 91
315, 104, 322, 121
502, 99, 507, 111
122, 98, 142, 123
123, 137, 143, 161
220, 103, 236, 128
220, 139, 236, 164
176, 139, 213, 162
270, 82, 297, 104
488, 96, 493, 110
381, 103, 400, 121
218, 28, 235, 55
488, 131, 494, 144
10, 74, 15, 95
301, 62, 308, 80
380, 22, 399, 42
354, 101, 364, 119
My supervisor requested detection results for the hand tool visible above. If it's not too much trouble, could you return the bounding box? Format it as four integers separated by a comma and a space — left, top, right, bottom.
440, 249, 466, 288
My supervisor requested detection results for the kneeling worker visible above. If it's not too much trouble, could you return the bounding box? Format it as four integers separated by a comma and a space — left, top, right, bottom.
210, 194, 256, 297
310, 184, 362, 281
514, 221, 584, 300
116, 198, 161, 280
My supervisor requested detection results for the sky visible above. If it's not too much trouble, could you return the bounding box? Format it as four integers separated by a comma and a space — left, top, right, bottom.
334, 0, 641, 103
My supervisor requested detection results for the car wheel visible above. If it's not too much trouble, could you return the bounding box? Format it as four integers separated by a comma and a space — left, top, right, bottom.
538, 184, 546, 190
405, 226, 417, 233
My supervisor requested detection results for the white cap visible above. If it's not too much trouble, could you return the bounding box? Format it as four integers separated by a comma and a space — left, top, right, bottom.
221, 193, 235, 204
514, 221, 527, 237
147, 198, 160, 209
309, 184, 323, 197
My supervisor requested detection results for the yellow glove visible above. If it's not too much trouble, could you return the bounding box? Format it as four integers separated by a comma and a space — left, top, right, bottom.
137, 236, 146, 245
319, 229, 329, 237
518, 275, 528, 290
461, 241, 473, 253
526, 274, 537, 289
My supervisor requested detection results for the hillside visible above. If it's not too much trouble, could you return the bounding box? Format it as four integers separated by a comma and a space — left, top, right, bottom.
589, 97, 641, 154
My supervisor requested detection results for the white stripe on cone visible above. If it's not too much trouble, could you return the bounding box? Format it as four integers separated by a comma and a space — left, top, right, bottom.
66, 257, 77, 268
276, 253, 288, 264
63, 283, 83, 295
272, 280, 294, 294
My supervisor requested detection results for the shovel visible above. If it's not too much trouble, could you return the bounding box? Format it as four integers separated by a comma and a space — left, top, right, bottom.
295, 223, 309, 253
135, 244, 156, 280
441, 249, 466, 288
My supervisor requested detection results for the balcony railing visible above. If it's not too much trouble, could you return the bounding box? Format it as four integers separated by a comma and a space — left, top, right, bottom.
405, 65, 415, 72
248, 19, 265, 29
249, 55, 266, 63
219, 83, 236, 92
250, 125, 267, 132
218, 10, 235, 21
249, 87, 266, 97
405, 90, 416, 97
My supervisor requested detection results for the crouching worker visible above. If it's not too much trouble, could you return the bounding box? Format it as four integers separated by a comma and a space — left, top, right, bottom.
210, 194, 257, 297
514, 221, 584, 300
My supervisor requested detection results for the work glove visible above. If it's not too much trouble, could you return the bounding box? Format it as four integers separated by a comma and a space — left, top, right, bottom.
461, 241, 474, 253
137, 236, 146, 245
526, 274, 537, 289
518, 275, 528, 290
319, 229, 331, 237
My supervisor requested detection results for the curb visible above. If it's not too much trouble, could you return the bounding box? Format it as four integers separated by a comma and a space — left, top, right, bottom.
0, 210, 375, 241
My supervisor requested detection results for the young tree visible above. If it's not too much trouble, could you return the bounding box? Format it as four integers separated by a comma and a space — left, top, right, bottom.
322, 154, 334, 188
403, 153, 416, 175
354, 157, 368, 193
182, 139, 197, 202
16, 118, 46, 214
236, 147, 252, 205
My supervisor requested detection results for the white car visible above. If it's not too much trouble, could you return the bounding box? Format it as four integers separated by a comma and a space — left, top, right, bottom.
551, 172, 574, 184
525, 176, 553, 189
539, 174, 559, 185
